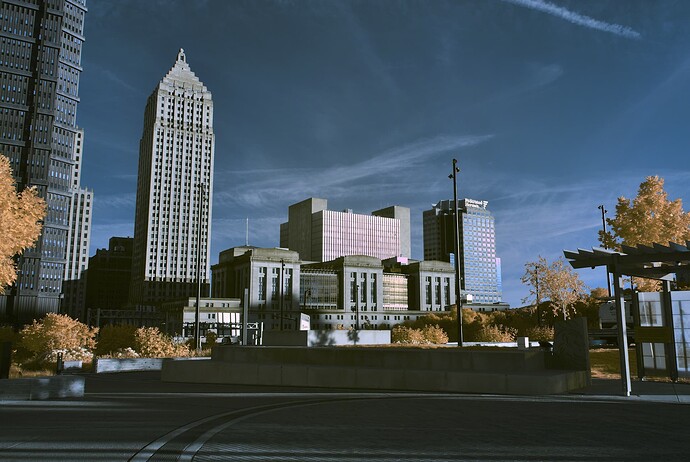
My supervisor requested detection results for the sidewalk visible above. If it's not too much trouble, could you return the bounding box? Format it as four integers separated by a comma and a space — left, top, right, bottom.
571, 377, 690, 403
82, 371, 690, 403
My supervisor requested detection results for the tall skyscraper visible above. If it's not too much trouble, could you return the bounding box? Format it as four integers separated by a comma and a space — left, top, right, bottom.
0, 0, 91, 323
130, 49, 214, 307
280, 198, 410, 262
423, 199, 502, 303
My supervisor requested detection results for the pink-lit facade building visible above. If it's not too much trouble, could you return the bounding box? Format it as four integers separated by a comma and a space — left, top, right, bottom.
280, 198, 410, 262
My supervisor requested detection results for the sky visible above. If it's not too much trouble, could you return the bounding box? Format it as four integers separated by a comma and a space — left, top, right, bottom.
78, 0, 690, 308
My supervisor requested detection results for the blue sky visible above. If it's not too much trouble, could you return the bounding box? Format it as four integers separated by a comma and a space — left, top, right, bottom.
78, 0, 690, 308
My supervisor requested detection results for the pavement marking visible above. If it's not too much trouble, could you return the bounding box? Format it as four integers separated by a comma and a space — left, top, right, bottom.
177, 399, 341, 462
128, 397, 372, 462
89, 390, 659, 404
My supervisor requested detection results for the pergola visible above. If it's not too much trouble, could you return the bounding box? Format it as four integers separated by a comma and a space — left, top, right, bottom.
564, 241, 690, 396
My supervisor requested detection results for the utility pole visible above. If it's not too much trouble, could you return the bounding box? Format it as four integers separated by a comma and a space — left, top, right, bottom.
449, 158, 463, 347
598, 204, 612, 297
534, 262, 541, 326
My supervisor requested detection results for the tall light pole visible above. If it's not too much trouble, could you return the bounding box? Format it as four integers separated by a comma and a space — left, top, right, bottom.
598, 204, 612, 297
194, 183, 205, 352
449, 159, 463, 347
354, 283, 360, 331
279, 259, 285, 331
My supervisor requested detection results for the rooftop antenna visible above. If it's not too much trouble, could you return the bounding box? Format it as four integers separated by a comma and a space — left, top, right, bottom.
245, 217, 249, 246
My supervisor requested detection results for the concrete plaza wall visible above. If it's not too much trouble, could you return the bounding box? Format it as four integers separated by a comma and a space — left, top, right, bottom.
163, 346, 589, 395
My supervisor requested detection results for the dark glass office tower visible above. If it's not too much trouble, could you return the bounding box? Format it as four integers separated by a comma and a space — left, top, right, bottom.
423, 199, 502, 303
0, 0, 91, 323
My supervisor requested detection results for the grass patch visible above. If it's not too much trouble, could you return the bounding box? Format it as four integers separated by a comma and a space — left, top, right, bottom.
589, 348, 689, 383
589, 348, 637, 379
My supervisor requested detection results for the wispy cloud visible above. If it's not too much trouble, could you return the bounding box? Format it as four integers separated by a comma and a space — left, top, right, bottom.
94, 193, 136, 210
503, 0, 641, 40
101, 69, 143, 95
214, 134, 493, 210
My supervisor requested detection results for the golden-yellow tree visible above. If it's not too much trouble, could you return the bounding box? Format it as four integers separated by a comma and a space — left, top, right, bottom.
600, 176, 690, 291
0, 155, 46, 292
521, 256, 587, 320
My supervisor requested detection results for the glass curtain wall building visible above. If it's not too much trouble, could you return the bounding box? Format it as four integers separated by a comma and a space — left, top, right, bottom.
0, 0, 91, 323
423, 199, 502, 303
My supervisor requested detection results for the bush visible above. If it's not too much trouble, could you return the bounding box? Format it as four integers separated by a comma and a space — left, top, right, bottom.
40, 347, 93, 363
17, 313, 98, 362
134, 327, 190, 358
475, 324, 517, 342
391, 325, 424, 344
524, 325, 554, 342
204, 330, 217, 347
98, 347, 140, 359
96, 324, 137, 356
421, 325, 449, 344
392, 324, 448, 345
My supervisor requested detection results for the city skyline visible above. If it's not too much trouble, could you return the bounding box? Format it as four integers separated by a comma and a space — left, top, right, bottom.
78, 1, 690, 308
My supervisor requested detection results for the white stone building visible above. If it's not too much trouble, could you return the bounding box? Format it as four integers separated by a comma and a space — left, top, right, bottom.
130, 49, 215, 307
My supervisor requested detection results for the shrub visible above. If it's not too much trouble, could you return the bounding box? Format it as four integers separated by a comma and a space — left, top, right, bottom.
474, 324, 517, 343
134, 327, 190, 358
96, 324, 137, 356
421, 324, 449, 344
17, 313, 98, 361
391, 325, 425, 344
98, 347, 139, 359
524, 325, 554, 342
392, 324, 448, 345
40, 347, 93, 363
204, 330, 217, 347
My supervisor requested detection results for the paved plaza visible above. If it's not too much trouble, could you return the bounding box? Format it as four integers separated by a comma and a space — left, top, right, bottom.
0, 371, 688, 461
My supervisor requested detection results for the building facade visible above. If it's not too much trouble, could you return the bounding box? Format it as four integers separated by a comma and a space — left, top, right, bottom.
0, 0, 91, 323
423, 199, 502, 304
279, 197, 410, 262
130, 49, 214, 307
84, 236, 133, 316
211, 247, 459, 331
211, 247, 301, 331
61, 185, 93, 319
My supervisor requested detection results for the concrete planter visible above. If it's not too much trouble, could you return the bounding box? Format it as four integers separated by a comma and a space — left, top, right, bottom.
0, 375, 85, 401
94, 357, 209, 373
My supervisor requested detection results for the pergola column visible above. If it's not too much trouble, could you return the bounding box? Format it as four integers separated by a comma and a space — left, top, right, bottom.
610, 258, 631, 397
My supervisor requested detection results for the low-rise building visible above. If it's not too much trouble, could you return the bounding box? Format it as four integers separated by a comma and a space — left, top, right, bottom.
209, 246, 496, 332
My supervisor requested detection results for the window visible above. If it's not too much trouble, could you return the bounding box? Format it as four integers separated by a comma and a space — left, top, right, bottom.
425, 276, 432, 305
258, 267, 266, 301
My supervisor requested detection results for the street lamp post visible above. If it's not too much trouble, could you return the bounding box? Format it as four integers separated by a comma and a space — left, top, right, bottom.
598, 205, 612, 297
194, 183, 205, 352
279, 259, 285, 331
449, 158, 463, 347
354, 284, 360, 331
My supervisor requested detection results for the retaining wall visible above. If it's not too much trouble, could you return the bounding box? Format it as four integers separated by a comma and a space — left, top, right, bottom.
163, 346, 589, 395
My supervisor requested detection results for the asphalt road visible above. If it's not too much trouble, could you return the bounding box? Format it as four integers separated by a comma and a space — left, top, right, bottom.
0, 372, 688, 461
